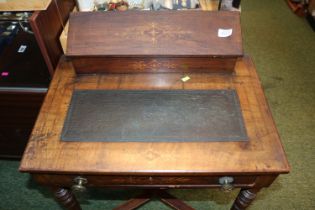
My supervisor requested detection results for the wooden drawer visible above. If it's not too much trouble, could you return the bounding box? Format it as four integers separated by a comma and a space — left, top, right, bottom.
33, 174, 256, 188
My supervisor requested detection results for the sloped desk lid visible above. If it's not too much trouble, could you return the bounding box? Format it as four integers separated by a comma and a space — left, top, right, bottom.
66, 11, 243, 57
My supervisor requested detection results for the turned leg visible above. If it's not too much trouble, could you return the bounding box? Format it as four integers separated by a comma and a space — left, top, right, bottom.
231, 175, 278, 210
231, 188, 259, 210
53, 187, 82, 210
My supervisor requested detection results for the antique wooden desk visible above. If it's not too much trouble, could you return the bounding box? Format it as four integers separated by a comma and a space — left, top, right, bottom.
19, 56, 289, 210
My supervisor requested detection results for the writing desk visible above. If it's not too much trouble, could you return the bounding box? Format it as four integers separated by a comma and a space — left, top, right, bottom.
19, 56, 289, 210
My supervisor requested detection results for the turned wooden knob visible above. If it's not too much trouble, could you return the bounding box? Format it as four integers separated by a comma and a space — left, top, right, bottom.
71, 176, 87, 192
219, 176, 234, 192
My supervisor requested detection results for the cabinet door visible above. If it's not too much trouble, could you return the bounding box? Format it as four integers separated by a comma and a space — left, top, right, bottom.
29, 0, 75, 75
0, 91, 45, 158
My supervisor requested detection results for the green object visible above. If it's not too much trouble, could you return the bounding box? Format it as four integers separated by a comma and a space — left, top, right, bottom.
1, 0, 315, 209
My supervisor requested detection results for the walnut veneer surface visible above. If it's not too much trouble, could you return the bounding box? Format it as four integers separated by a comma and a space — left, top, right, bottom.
67, 11, 243, 57
66, 11, 243, 74
19, 56, 289, 175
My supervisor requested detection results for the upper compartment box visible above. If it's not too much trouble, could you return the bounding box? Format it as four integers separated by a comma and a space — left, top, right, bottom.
66, 11, 243, 74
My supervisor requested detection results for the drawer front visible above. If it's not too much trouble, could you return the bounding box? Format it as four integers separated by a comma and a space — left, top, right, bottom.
71, 57, 238, 74
33, 174, 256, 188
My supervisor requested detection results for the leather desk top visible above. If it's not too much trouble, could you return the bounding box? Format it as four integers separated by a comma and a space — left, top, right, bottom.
61, 89, 248, 142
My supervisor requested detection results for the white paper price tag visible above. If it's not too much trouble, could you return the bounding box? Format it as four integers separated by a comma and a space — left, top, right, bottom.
218, 29, 233, 38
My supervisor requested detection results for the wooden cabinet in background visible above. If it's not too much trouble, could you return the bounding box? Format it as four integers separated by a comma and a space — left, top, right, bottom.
30, 0, 75, 76
0, 91, 45, 158
0, 0, 75, 158
0, 28, 49, 158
